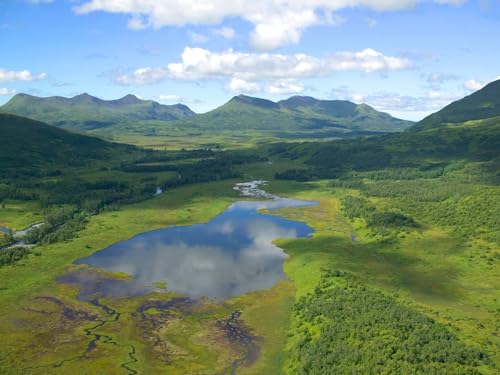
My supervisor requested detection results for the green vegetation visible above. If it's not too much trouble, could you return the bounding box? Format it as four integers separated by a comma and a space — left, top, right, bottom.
288, 271, 488, 375
415, 79, 500, 131
1, 93, 413, 146
179, 95, 413, 139
0, 93, 194, 134
0, 247, 40, 267
0, 80, 499, 374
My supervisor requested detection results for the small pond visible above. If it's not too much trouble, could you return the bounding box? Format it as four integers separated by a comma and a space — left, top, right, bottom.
64, 182, 316, 300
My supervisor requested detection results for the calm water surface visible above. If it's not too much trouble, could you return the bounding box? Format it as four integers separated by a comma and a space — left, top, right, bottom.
68, 183, 316, 300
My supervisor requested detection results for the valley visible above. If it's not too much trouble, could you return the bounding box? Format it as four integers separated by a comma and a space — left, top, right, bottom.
0, 80, 499, 374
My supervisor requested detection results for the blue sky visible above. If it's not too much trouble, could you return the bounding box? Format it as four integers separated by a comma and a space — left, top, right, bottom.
0, 0, 499, 120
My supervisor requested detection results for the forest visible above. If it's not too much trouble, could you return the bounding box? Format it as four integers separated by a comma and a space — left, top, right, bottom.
287, 271, 489, 375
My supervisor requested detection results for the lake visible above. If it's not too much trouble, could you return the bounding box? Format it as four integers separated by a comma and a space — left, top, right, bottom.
64, 182, 316, 300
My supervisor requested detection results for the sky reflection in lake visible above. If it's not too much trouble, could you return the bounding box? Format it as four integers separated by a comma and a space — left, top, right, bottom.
73, 198, 315, 300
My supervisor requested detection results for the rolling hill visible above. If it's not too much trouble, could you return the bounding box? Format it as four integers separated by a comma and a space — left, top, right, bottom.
414, 79, 500, 131
0, 93, 195, 134
0, 112, 136, 177
180, 95, 414, 138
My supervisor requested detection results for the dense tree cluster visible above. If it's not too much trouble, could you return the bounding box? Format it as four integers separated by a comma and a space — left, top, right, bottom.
341, 196, 419, 235
24, 207, 88, 245
287, 271, 489, 374
0, 247, 39, 267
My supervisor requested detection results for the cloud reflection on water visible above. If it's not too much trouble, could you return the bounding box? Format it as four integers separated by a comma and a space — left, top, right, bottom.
72, 198, 315, 300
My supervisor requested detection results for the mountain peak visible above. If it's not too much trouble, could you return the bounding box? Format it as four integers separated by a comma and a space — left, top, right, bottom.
279, 96, 319, 108
72, 93, 102, 104
229, 95, 279, 109
74, 92, 95, 99
115, 94, 142, 105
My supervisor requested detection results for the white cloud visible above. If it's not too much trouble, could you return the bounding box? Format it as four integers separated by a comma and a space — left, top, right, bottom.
266, 80, 304, 94
330, 48, 410, 72
114, 67, 168, 85
226, 78, 261, 93
463, 76, 500, 92
158, 94, 183, 102
28, 0, 54, 4
463, 79, 486, 91
331, 86, 461, 113
74, 0, 466, 50
426, 72, 458, 84
167, 47, 409, 80
0, 68, 47, 83
113, 47, 411, 94
213, 27, 235, 39
188, 31, 209, 43
0, 88, 16, 96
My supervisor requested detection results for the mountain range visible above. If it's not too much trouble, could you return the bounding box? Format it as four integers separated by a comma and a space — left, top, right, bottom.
179, 95, 414, 138
2, 79, 498, 177
271, 79, 500, 176
0, 93, 195, 133
0, 93, 413, 140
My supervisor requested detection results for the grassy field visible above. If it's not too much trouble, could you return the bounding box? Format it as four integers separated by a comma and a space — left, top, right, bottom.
262, 178, 499, 373
0, 201, 43, 231
0, 178, 302, 374
0, 162, 498, 374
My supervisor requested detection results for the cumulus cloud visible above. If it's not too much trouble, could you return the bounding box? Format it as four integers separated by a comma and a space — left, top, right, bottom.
266, 80, 304, 94
113, 46, 410, 94
463, 79, 485, 91
463, 76, 500, 92
226, 78, 261, 93
0, 68, 47, 82
0, 88, 16, 96
74, 0, 466, 50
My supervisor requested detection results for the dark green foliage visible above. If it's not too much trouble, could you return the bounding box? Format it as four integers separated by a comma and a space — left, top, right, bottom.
24, 207, 88, 245
341, 196, 419, 235
0, 113, 133, 178
341, 196, 376, 220
367, 212, 418, 230
289, 272, 489, 374
361, 177, 500, 243
0, 247, 33, 267
270, 103, 500, 181
0, 114, 260, 214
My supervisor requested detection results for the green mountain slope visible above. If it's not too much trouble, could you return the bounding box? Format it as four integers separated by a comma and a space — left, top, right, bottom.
268, 82, 500, 176
0, 113, 135, 177
0, 93, 412, 142
0, 93, 195, 133
180, 95, 414, 138
414, 79, 500, 131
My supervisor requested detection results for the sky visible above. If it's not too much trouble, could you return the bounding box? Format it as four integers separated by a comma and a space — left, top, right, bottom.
0, 0, 499, 121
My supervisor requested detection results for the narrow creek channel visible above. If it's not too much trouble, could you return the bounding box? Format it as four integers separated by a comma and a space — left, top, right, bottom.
54, 181, 316, 373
